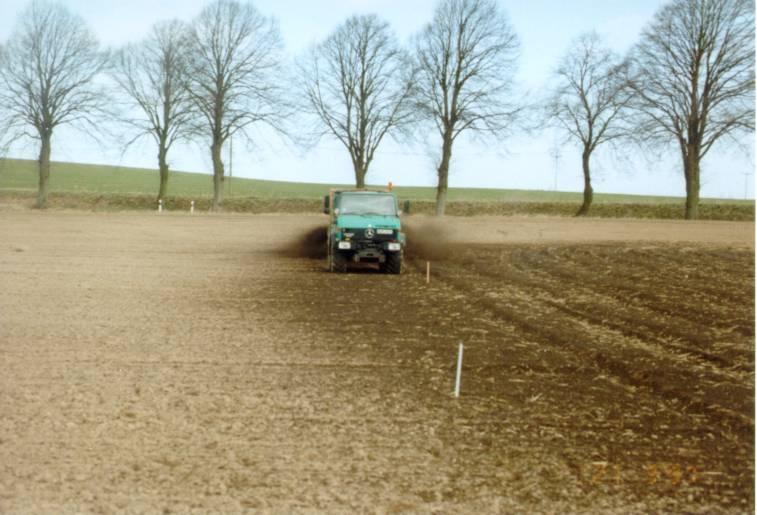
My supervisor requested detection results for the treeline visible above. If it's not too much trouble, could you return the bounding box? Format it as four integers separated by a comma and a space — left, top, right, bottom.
0, 0, 753, 219
2, 188, 752, 221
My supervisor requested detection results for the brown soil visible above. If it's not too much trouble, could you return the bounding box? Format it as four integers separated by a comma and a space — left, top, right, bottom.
1, 211, 753, 513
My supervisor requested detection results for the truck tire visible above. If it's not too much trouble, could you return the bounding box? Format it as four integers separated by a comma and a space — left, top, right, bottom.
383, 251, 402, 274
332, 251, 348, 273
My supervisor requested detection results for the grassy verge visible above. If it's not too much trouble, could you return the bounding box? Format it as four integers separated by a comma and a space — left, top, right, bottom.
402, 198, 754, 221
1, 189, 753, 221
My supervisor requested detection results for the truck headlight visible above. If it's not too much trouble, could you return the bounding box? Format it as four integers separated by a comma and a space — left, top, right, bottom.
387, 242, 401, 251
338, 241, 352, 250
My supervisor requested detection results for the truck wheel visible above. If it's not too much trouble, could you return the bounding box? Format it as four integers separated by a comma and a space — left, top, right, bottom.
332, 251, 348, 273
383, 252, 402, 274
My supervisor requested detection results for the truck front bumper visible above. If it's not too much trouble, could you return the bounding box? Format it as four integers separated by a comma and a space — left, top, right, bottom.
336, 240, 401, 252
335, 240, 402, 263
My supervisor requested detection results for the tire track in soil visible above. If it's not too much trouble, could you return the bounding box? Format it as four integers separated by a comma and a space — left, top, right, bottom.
247, 258, 600, 512
557, 246, 755, 336
595, 246, 754, 305
506, 245, 755, 376
478, 245, 754, 373
261, 252, 714, 511
511, 245, 754, 339
269, 244, 753, 510
544, 247, 755, 365
404, 244, 754, 509
409, 248, 753, 427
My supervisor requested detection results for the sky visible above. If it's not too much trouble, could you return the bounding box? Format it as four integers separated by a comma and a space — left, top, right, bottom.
0, 0, 754, 199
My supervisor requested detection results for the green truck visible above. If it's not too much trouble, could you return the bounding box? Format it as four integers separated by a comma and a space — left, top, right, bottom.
323, 189, 405, 273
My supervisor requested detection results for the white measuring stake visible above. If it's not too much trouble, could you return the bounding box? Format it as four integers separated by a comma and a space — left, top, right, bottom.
426, 261, 431, 284
454, 343, 464, 397
158, 199, 163, 213
190, 200, 195, 214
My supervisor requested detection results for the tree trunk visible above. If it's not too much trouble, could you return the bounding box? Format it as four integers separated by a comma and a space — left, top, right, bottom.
157, 143, 169, 202
684, 149, 700, 220
435, 133, 453, 216
211, 140, 225, 211
36, 133, 52, 209
353, 159, 366, 189
576, 149, 593, 217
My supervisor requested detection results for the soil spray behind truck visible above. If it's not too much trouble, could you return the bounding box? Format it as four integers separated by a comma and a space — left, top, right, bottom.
323, 188, 405, 273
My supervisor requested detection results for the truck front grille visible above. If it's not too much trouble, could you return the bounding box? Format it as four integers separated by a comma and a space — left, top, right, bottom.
350, 229, 394, 241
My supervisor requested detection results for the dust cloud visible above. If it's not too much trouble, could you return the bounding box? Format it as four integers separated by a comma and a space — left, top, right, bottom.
276, 221, 458, 262
277, 225, 328, 259
403, 220, 456, 261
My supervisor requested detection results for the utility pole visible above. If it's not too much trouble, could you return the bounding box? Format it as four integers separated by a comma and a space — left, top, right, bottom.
549, 146, 561, 191
228, 135, 233, 197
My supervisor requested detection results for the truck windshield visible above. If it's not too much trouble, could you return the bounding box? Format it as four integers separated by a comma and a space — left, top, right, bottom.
338, 194, 397, 216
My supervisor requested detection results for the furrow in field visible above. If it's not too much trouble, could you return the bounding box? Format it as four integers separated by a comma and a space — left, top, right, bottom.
509, 245, 754, 340
411, 252, 754, 433
595, 246, 754, 303
504, 245, 755, 365
406, 252, 754, 503
452, 245, 753, 375
560, 246, 755, 330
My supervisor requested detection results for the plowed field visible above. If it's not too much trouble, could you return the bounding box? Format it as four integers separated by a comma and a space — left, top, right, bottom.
0, 211, 753, 513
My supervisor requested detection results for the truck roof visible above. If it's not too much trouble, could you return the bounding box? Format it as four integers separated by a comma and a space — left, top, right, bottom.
335, 191, 394, 196
332, 188, 394, 195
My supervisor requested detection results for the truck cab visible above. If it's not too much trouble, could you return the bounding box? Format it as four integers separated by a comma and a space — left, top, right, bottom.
323, 189, 405, 273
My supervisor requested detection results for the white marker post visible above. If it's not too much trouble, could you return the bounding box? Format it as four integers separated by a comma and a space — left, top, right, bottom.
426, 261, 431, 284
454, 343, 464, 398
190, 200, 195, 214
158, 199, 163, 213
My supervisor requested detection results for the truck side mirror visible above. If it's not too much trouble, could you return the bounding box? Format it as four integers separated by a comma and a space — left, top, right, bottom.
323, 195, 330, 214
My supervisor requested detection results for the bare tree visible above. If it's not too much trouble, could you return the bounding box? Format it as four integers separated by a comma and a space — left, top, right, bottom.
0, 0, 109, 208
413, 0, 520, 215
299, 15, 414, 188
186, 0, 286, 211
629, 0, 754, 219
0, 43, 8, 158
112, 20, 194, 202
546, 32, 631, 216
